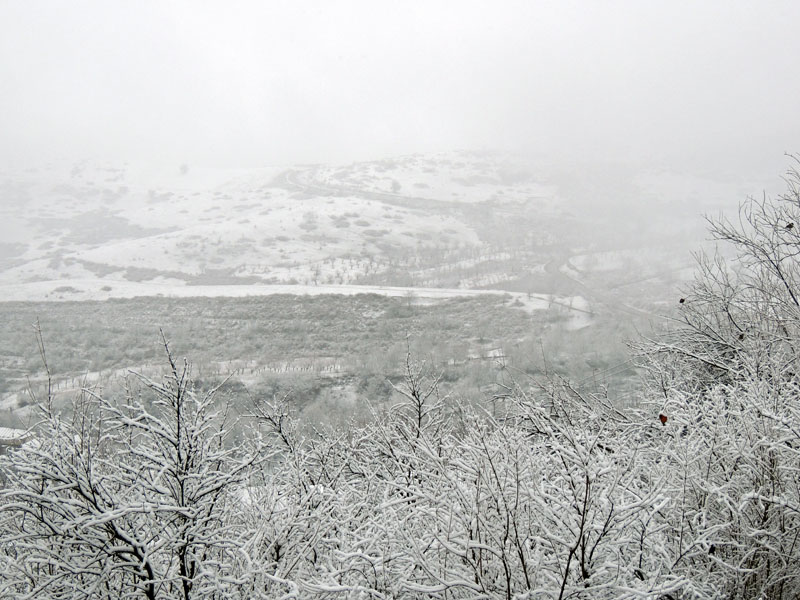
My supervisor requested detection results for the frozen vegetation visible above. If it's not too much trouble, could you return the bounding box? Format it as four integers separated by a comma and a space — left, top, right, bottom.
1, 163, 800, 598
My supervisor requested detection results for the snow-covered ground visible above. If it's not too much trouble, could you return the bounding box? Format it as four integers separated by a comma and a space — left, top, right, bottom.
0, 277, 581, 309
0, 157, 490, 290
0, 152, 761, 324
310, 152, 562, 210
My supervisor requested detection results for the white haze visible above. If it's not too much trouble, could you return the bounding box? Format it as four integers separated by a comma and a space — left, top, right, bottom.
0, 0, 798, 177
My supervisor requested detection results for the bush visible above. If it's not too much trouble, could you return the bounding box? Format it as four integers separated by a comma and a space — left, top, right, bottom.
0, 335, 265, 599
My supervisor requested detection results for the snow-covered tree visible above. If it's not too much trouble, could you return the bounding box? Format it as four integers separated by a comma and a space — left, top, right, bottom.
635, 159, 800, 599
0, 335, 263, 600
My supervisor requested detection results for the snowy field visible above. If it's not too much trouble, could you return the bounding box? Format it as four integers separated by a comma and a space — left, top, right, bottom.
0, 152, 760, 325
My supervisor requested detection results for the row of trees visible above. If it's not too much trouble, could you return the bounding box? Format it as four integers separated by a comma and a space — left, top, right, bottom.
1, 162, 800, 598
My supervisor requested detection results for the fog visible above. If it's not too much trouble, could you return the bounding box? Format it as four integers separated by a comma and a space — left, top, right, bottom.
1, 1, 798, 176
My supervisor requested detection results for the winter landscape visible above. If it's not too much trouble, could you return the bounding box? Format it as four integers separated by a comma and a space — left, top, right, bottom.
0, 151, 760, 425
1, 1, 800, 598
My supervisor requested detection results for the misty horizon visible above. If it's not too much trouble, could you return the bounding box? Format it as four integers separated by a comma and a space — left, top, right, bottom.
1, 1, 798, 178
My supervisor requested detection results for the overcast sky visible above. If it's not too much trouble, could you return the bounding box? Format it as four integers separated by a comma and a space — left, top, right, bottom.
1, 1, 798, 174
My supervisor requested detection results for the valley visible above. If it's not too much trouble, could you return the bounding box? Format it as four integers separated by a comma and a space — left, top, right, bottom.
0, 151, 766, 427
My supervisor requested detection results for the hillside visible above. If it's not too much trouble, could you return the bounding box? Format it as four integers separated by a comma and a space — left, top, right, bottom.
0, 152, 750, 311
0, 152, 772, 427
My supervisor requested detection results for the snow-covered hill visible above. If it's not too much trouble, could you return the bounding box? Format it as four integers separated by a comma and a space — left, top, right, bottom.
0, 152, 761, 313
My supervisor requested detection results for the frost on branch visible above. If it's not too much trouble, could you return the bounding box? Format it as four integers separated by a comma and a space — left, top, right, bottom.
0, 333, 265, 600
